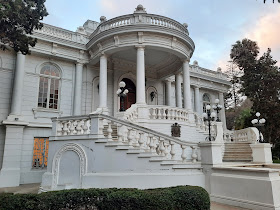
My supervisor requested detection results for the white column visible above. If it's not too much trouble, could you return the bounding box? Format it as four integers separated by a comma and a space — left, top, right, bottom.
175, 73, 182, 108
194, 86, 200, 114
73, 62, 83, 115
136, 46, 146, 104
182, 59, 192, 110
165, 79, 172, 106
219, 92, 227, 129
99, 54, 108, 108
10, 52, 25, 115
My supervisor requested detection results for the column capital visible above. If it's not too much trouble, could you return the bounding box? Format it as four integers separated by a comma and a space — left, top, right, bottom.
181, 57, 190, 63
135, 45, 145, 50
75, 61, 85, 66
98, 52, 108, 58
164, 78, 173, 83
193, 85, 201, 89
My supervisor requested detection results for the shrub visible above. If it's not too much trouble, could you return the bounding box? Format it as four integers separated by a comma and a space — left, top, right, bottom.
0, 186, 210, 210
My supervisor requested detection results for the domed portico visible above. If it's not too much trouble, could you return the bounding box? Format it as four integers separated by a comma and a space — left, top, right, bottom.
87, 5, 195, 113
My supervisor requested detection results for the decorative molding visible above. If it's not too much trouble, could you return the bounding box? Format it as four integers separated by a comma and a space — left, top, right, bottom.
51, 43, 58, 55
138, 32, 143, 44
171, 37, 177, 49
97, 43, 103, 51
51, 143, 87, 189
114, 35, 120, 46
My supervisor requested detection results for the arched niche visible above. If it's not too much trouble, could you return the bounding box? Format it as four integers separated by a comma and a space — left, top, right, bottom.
146, 86, 158, 105
51, 143, 87, 189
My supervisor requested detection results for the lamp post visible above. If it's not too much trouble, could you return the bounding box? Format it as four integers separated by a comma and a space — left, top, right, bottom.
251, 112, 266, 143
202, 105, 216, 141
212, 99, 223, 122
117, 81, 129, 112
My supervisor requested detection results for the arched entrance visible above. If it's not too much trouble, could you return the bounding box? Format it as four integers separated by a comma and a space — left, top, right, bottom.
122, 78, 136, 110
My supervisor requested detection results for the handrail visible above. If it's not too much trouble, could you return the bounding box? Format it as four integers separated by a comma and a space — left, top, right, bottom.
52, 113, 199, 162
97, 114, 198, 146
52, 113, 198, 146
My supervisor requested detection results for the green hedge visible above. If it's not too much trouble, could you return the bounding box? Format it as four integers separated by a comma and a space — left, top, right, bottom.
0, 186, 210, 210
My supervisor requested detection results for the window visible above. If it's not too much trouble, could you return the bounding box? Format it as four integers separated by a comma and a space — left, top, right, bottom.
202, 93, 211, 113
38, 64, 60, 109
32, 137, 49, 169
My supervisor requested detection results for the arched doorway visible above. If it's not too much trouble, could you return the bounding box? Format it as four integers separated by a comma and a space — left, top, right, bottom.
122, 78, 136, 110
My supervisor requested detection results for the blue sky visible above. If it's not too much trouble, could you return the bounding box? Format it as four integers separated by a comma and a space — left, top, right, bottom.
42, 0, 280, 71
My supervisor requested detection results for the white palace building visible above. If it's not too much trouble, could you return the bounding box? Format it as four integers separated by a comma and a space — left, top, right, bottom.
1, 5, 279, 210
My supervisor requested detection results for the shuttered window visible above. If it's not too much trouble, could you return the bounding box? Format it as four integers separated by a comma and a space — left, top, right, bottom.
32, 138, 49, 169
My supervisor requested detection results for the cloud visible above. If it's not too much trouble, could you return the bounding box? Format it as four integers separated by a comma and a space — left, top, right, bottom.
245, 7, 280, 63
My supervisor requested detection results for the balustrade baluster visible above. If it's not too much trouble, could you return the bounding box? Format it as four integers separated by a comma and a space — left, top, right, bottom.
148, 134, 154, 152
163, 108, 167, 119
191, 146, 198, 163
181, 145, 187, 162
159, 138, 166, 156
151, 108, 156, 119
167, 109, 171, 120
62, 121, 69, 135
127, 128, 134, 148
76, 120, 83, 135
69, 120, 75, 135
82, 119, 88, 134
138, 132, 145, 149
164, 142, 169, 157
122, 125, 128, 143
117, 124, 123, 144
169, 141, 176, 160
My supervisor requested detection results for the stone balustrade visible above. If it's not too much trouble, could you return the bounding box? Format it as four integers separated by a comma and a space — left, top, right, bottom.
90, 13, 189, 39
53, 116, 91, 136
232, 127, 259, 143
34, 24, 89, 44
149, 106, 190, 122
52, 114, 199, 163
122, 105, 138, 122
190, 65, 228, 81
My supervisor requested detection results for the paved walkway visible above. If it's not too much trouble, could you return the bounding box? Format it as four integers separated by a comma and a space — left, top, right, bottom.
0, 184, 250, 210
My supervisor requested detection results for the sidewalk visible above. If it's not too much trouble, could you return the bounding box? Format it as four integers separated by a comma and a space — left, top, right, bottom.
0, 184, 250, 210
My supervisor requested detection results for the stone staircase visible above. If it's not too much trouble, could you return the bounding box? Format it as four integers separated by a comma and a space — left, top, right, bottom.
223, 142, 253, 162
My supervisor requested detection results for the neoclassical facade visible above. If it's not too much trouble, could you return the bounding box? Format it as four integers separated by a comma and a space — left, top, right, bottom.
0, 5, 230, 187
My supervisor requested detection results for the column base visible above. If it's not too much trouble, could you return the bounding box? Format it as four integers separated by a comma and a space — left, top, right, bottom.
90, 107, 109, 115
0, 168, 21, 188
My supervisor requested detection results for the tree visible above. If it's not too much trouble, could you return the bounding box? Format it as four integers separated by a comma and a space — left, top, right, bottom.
230, 38, 280, 143
0, 0, 48, 55
224, 61, 244, 109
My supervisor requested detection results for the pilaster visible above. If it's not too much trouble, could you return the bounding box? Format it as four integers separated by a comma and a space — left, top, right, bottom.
0, 125, 25, 187
73, 62, 84, 115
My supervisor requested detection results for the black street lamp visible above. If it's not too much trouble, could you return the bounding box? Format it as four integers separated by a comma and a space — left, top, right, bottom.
251, 112, 266, 143
212, 99, 223, 122
117, 81, 129, 112
202, 105, 216, 141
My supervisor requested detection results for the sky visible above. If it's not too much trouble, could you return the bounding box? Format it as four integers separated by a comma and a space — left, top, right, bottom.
42, 0, 280, 71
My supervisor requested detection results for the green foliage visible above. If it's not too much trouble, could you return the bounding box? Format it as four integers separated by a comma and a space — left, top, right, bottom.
230, 39, 280, 143
234, 108, 252, 130
0, 186, 210, 210
0, 0, 48, 55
